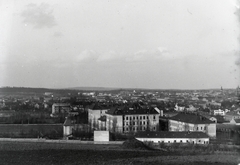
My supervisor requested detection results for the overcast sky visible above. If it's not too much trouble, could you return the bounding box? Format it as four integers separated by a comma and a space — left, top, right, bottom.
0, 0, 240, 89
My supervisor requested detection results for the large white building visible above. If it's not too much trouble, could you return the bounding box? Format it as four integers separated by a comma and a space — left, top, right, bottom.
105, 104, 163, 133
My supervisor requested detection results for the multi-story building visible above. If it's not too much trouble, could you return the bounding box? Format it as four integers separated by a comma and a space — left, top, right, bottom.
105, 105, 163, 133
51, 103, 71, 117
167, 113, 216, 138
87, 103, 111, 130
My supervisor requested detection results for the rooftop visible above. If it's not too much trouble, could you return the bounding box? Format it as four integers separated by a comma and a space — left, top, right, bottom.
135, 131, 209, 139
169, 113, 214, 124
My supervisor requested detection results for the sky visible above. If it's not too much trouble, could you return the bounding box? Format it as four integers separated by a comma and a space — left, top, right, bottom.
0, 0, 240, 90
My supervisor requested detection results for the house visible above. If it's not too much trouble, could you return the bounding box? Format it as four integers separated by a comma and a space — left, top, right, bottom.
135, 131, 209, 144
51, 103, 71, 117
213, 109, 225, 116
224, 111, 240, 121
168, 113, 216, 138
63, 116, 90, 138
105, 104, 163, 133
87, 103, 111, 130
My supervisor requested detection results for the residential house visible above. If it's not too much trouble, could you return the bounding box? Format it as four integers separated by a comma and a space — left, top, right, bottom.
213, 109, 225, 116
224, 111, 240, 121
51, 103, 71, 117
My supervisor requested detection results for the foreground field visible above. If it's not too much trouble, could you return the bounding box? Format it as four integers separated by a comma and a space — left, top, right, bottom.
0, 141, 239, 165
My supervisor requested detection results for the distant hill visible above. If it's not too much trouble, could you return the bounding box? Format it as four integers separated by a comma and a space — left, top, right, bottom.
67, 87, 120, 91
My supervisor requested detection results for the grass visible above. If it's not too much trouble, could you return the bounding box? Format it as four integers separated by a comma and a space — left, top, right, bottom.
0, 141, 239, 165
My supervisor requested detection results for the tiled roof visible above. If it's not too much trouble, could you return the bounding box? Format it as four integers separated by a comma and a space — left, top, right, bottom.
170, 113, 214, 124
135, 131, 209, 139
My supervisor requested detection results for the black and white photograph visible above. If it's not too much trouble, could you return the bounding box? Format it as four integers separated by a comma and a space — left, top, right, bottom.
0, 0, 240, 164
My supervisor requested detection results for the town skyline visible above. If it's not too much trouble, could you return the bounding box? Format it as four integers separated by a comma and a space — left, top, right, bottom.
1, 0, 240, 90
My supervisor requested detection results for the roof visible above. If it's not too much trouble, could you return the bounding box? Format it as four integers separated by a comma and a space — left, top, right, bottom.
106, 105, 159, 116
87, 103, 111, 110
63, 117, 73, 126
233, 119, 240, 123
169, 113, 214, 124
135, 131, 209, 139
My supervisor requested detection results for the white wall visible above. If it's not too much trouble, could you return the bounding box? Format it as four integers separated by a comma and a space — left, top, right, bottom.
94, 131, 109, 141
136, 137, 209, 144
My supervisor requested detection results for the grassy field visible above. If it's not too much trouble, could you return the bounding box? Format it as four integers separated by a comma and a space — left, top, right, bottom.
0, 141, 239, 165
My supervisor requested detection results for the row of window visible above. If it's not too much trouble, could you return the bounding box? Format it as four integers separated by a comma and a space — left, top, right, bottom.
157, 140, 208, 144
196, 126, 206, 131
123, 126, 156, 132
124, 121, 149, 126
125, 115, 156, 120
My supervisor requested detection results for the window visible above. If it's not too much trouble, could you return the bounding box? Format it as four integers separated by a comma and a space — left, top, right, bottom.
168, 141, 170, 143
143, 127, 145, 131
204, 126, 206, 130
140, 116, 142, 120
147, 116, 149, 119
126, 128, 128, 131
143, 116, 145, 120
126, 116, 128, 120
153, 115, 156, 120
133, 122, 135, 125
197, 127, 198, 131
174, 140, 176, 143
130, 117, 132, 120
180, 140, 182, 143
143, 121, 145, 125
126, 122, 128, 125
153, 127, 156, 131
201, 127, 202, 130
133, 117, 135, 120
199, 140, 201, 142
186, 140, 189, 143
140, 121, 142, 125
136, 116, 138, 120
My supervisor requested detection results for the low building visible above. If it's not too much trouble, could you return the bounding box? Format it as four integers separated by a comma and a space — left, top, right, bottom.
135, 131, 209, 144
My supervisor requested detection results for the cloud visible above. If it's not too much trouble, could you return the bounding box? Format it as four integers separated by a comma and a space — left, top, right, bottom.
76, 50, 99, 62
21, 3, 57, 29
126, 47, 171, 62
53, 32, 63, 37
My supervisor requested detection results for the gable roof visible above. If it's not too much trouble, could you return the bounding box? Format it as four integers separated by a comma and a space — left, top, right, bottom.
135, 131, 209, 139
170, 113, 214, 124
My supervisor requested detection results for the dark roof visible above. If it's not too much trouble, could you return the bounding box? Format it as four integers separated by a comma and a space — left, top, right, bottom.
106, 106, 159, 116
216, 123, 240, 131
63, 117, 73, 126
234, 119, 240, 123
87, 103, 111, 110
170, 113, 214, 124
135, 131, 209, 139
